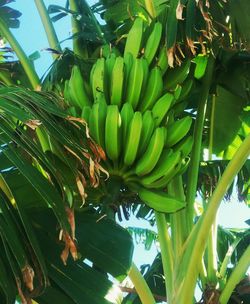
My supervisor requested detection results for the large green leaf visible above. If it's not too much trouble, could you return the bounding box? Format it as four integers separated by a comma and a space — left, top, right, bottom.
211, 86, 245, 154
32, 208, 134, 280
229, 0, 250, 48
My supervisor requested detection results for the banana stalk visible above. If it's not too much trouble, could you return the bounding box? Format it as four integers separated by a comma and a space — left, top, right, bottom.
128, 263, 156, 304
34, 0, 62, 59
176, 133, 250, 304
0, 19, 40, 89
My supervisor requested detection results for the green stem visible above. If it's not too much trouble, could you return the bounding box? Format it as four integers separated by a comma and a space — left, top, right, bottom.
0, 19, 40, 89
128, 262, 156, 304
69, 0, 85, 57
186, 55, 215, 232
199, 257, 207, 289
0, 70, 14, 86
219, 245, 250, 304
34, 0, 62, 59
144, 0, 156, 18
219, 237, 241, 279
81, 0, 107, 45
208, 94, 216, 158
206, 93, 218, 284
69, 0, 106, 58
155, 212, 174, 304
169, 177, 186, 256
207, 216, 218, 283
176, 133, 250, 304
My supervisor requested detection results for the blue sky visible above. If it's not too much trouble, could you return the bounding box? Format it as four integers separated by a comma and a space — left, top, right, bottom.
7, 0, 250, 285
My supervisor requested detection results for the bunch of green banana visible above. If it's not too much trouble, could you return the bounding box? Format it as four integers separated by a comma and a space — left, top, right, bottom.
62, 17, 196, 214
64, 65, 91, 109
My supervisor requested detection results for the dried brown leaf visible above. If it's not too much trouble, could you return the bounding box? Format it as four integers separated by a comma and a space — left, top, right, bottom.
25, 119, 42, 130
176, 2, 185, 20
167, 46, 175, 67
65, 206, 76, 240
60, 231, 78, 265
22, 265, 35, 291
186, 38, 197, 55
16, 277, 28, 304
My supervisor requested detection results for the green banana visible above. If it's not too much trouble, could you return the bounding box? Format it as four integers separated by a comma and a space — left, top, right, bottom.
165, 116, 192, 147
137, 110, 155, 157
194, 55, 208, 79
174, 84, 182, 100
145, 160, 182, 189
165, 59, 191, 90
144, 22, 162, 66
178, 78, 193, 102
173, 135, 194, 158
172, 100, 189, 117
157, 45, 168, 75
141, 150, 181, 186
89, 102, 102, 145
120, 103, 134, 150
123, 52, 133, 99
124, 112, 142, 166
135, 127, 165, 176
141, 57, 149, 93
91, 58, 106, 101
138, 187, 186, 213
138, 67, 163, 112
67, 106, 78, 117
125, 58, 144, 110
81, 106, 92, 124
105, 105, 121, 161
110, 56, 124, 108
152, 92, 174, 126
124, 17, 144, 59
105, 53, 117, 101
68, 65, 92, 108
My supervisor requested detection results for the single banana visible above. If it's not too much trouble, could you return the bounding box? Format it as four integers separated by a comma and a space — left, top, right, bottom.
124, 112, 142, 166
173, 135, 194, 158
125, 57, 144, 110
178, 78, 193, 102
124, 17, 144, 59
172, 100, 189, 117
152, 92, 175, 126
135, 127, 165, 176
194, 55, 208, 79
144, 22, 162, 66
110, 56, 124, 108
147, 161, 183, 189
105, 53, 117, 102
67, 106, 78, 117
89, 103, 101, 145
138, 67, 163, 112
174, 84, 182, 100
138, 187, 186, 213
88, 97, 107, 147
137, 110, 155, 157
165, 59, 191, 90
105, 105, 121, 161
165, 116, 192, 147
123, 52, 133, 99
81, 106, 92, 124
141, 57, 149, 93
141, 150, 181, 186
157, 45, 168, 75
120, 103, 134, 150
68, 65, 92, 108
90, 58, 106, 101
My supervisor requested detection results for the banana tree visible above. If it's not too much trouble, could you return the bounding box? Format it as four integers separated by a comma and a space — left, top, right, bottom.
0, 0, 250, 304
